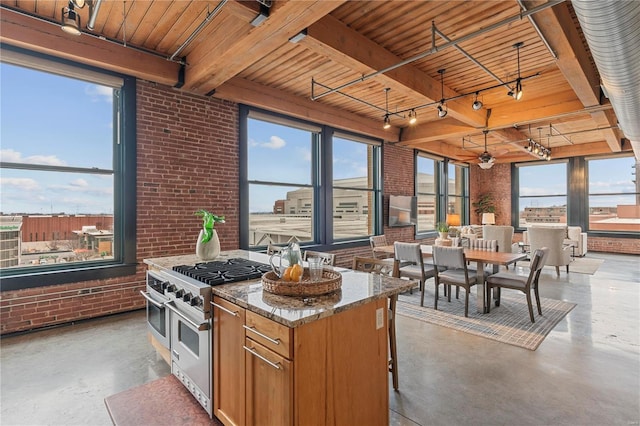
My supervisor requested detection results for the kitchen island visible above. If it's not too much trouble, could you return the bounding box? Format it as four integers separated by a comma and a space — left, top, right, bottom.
144, 250, 415, 426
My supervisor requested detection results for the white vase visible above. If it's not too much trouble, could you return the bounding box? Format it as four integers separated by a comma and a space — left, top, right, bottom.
196, 229, 220, 261
438, 232, 449, 240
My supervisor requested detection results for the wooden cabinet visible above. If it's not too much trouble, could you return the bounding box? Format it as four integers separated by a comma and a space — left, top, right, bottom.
213, 296, 388, 426
212, 296, 246, 426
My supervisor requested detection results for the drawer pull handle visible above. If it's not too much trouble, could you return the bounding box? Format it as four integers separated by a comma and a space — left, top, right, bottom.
211, 301, 239, 317
243, 345, 281, 370
243, 325, 280, 345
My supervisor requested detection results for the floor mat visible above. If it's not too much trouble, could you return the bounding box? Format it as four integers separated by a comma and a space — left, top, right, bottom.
516, 256, 604, 275
396, 290, 576, 350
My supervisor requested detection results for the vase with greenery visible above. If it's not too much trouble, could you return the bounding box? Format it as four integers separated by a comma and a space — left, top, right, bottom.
436, 221, 450, 240
195, 209, 225, 260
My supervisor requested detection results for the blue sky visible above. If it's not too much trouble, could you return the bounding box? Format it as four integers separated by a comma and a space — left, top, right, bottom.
1, 63, 114, 214
1, 63, 636, 215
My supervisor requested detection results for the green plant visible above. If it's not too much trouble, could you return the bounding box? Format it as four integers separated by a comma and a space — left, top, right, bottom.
472, 193, 496, 215
195, 210, 225, 243
436, 221, 449, 233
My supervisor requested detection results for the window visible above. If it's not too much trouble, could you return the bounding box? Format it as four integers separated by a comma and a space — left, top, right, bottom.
332, 134, 380, 240
0, 48, 136, 289
446, 163, 468, 222
416, 155, 437, 232
516, 161, 568, 227
587, 155, 639, 233
241, 107, 382, 248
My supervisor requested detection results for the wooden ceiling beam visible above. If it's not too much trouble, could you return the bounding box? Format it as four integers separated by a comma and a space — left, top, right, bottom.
215, 76, 399, 142
493, 140, 631, 163
398, 120, 476, 145
304, 15, 487, 128
0, 8, 180, 86
185, 1, 345, 94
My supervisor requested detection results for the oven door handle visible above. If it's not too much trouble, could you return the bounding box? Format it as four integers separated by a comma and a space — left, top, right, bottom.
139, 290, 165, 308
164, 301, 210, 331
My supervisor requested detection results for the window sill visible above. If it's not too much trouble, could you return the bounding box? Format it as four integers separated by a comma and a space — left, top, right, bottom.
0, 263, 138, 292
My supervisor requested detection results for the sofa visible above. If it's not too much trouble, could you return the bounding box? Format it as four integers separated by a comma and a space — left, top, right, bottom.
523, 224, 587, 257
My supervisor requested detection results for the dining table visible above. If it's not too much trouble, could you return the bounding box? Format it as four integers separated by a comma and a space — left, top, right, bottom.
373, 244, 527, 313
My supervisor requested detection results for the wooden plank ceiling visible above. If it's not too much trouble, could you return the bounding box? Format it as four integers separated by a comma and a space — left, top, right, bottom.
0, 0, 631, 164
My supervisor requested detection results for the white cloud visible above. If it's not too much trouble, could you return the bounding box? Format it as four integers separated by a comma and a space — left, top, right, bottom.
0, 177, 40, 191
0, 149, 66, 166
69, 179, 89, 188
85, 84, 113, 103
261, 135, 286, 149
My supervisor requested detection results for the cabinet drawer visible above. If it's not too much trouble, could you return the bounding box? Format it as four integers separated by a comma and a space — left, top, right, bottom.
245, 310, 292, 359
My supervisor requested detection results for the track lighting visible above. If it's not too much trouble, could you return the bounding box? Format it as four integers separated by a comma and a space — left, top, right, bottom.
408, 109, 417, 125
526, 128, 552, 161
61, 0, 84, 35
437, 103, 448, 118
507, 42, 524, 100
437, 69, 448, 118
382, 88, 391, 129
383, 114, 391, 129
472, 92, 483, 110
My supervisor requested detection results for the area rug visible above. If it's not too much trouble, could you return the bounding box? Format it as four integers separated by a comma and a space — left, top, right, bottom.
516, 256, 604, 275
396, 291, 576, 350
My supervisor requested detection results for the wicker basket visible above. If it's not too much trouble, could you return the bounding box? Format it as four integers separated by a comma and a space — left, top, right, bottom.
262, 269, 342, 297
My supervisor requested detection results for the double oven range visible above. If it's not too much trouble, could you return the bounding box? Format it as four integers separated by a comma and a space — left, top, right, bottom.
141, 258, 271, 416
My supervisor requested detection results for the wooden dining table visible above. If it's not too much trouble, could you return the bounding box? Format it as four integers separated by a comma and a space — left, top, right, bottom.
373, 244, 527, 313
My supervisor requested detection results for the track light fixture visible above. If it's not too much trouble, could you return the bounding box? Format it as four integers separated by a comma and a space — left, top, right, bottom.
383, 114, 391, 129
408, 109, 417, 125
61, 0, 85, 35
525, 127, 551, 161
437, 69, 448, 118
382, 88, 391, 129
507, 42, 524, 100
472, 92, 483, 110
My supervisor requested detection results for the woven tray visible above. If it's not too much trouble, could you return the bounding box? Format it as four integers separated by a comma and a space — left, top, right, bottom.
262, 269, 342, 297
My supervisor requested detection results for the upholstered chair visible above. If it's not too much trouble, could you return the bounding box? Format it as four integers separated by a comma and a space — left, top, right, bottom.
394, 242, 436, 306
526, 227, 572, 276
482, 225, 518, 253
432, 246, 477, 317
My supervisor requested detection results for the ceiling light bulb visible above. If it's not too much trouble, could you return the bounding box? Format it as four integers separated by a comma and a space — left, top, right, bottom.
514, 79, 523, 100
437, 104, 447, 118
61, 3, 81, 35
408, 110, 417, 125
534, 145, 539, 154
479, 162, 494, 170
383, 115, 391, 130
472, 100, 483, 110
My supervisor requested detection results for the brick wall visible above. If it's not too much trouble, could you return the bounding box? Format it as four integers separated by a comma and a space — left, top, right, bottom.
588, 236, 640, 255
469, 163, 511, 225
1, 81, 239, 334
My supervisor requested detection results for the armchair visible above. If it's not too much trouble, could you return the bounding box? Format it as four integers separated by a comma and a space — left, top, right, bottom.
482, 225, 518, 253
526, 226, 572, 276
523, 225, 588, 257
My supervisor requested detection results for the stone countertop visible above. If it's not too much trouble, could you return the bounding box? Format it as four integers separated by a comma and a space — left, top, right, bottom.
144, 250, 416, 328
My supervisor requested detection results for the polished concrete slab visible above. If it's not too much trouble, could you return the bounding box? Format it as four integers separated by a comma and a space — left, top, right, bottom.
1, 252, 638, 426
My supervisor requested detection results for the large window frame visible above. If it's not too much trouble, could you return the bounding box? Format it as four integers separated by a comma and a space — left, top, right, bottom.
415, 152, 469, 237
239, 106, 383, 250
512, 154, 639, 237
0, 46, 137, 291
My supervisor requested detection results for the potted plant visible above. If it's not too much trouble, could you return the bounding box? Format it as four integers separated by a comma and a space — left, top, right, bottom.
436, 221, 450, 240
195, 209, 225, 260
472, 192, 496, 223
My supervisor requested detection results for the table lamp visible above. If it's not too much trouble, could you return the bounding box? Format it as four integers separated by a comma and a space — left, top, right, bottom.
446, 214, 461, 226
482, 213, 495, 225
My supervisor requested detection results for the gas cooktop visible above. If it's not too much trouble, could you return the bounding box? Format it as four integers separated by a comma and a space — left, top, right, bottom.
172, 258, 272, 286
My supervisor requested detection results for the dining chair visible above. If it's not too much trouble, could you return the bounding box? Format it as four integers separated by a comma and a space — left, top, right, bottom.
352, 256, 400, 390
302, 250, 336, 266
393, 242, 435, 307
432, 246, 477, 317
485, 247, 549, 323
266, 243, 283, 255
369, 235, 391, 259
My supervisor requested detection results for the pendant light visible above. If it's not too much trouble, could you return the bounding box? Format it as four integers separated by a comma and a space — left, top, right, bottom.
382, 88, 391, 129
507, 42, 524, 100
437, 69, 448, 118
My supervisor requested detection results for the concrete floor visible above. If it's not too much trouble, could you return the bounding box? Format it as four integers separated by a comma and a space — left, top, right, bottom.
1, 252, 638, 426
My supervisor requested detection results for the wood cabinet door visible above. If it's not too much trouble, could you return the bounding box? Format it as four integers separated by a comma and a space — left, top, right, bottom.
213, 297, 246, 426
245, 338, 293, 426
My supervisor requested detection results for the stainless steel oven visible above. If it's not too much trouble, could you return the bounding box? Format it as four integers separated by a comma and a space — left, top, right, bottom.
166, 301, 211, 415
141, 271, 171, 349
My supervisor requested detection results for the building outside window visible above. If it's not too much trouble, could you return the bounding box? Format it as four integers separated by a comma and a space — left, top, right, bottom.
516, 161, 568, 227
242, 108, 382, 248
416, 154, 437, 232
446, 163, 468, 225
0, 49, 135, 288
587, 155, 640, 233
